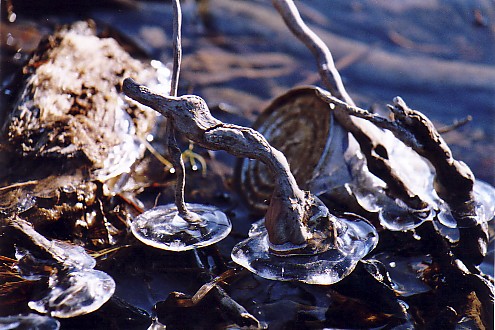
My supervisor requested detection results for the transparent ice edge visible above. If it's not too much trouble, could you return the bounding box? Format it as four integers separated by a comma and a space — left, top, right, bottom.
28, 269, 115, 318
232, 214, 378, 285
0, 313, 60, 330
131, 203, 232, 251
350, 178, 495, 233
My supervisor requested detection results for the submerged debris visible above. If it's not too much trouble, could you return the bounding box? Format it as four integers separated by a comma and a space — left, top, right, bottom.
0, 20, 170, 248
0, 20, 167, 321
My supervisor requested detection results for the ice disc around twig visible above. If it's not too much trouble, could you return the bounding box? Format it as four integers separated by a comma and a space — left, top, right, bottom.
473, 180, 495, 223
130, 203, 232, 251
28, 269, 115, 318
231, 213, 378, 285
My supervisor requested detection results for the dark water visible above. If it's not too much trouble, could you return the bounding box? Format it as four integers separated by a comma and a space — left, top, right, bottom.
1, 0, 494, 328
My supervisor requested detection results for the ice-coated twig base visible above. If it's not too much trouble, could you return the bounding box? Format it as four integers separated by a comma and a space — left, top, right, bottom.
130, 203, 231, 251
231, 212, 378, 285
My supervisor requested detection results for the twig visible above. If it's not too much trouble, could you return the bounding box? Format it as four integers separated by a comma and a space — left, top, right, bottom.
316, 88, 477, 225
170, 0, 182, 98
272, 0, 428, 210
123, 77, 326, 249
271, 0, 353, 105
167, 0, 190, 218
164, 252, 261, 327
437, 115, 472, 134
142, 138, 173, 169
193, 250, 260, 327
167, 268, 240, 307
182, 143, 207, 176
385, 98, 476, 219
89, 245, 132, 259
0, 180, 39, 192
116, 192, 145, 214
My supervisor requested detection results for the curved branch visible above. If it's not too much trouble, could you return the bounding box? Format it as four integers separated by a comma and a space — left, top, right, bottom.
272, 0, 428, 210
123, 78, 310, 248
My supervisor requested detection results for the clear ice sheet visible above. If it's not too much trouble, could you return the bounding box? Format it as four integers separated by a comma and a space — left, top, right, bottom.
346, 144, 435, 231
47, 240, 97, 270
131, 203, 232, 251
28, 269, 116, 318
231, 214, 378, 285
472, 180, 495, 223
307, 112, 353, 196
346, 135, 495, 234
93, 103, 144, 182
94, 59, 170, 183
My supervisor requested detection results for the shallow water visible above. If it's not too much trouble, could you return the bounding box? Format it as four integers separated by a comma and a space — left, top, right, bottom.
3, 0, 493, 184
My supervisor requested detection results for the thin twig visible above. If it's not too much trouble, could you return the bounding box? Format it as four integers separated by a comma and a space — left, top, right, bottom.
437, 115, 472, 134
271, 0, 353, 105
89, 245, 132, 259
168, 0, 189, 217
142, 138, 173, 169
0, 180, 39, 192
116, 192, 145, 214
170, 0, 182, 97
316, 88, 394, 130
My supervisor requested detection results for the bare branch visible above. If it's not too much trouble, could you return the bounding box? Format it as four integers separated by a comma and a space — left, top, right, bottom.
316, 88, 477, 225
271, 0, 353, 105
124, 78, 318, 250
437, 115, 472, 134
272, 0, 428, 210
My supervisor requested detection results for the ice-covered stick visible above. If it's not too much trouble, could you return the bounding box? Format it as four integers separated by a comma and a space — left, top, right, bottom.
123, 77, 319, 250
